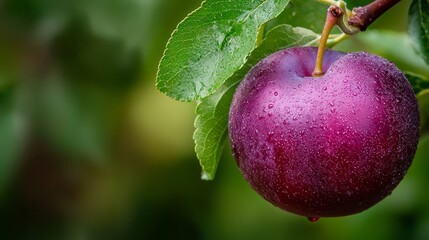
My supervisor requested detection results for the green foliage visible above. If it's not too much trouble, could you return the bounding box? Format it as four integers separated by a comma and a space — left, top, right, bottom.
0, 87, 23, 196
267, 0, 329, 33
408, 0, 429, 65
405, 72, 429, 95
417, 89, 429, 134
52, 20, 141, 91
31, 79, 117, 162
3, 0, 155, 50
194, 25, 318, 179
156, 0, 290, 101
403, 72, 429, 133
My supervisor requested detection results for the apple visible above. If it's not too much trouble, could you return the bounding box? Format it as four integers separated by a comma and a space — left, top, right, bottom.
228, 47, 420, 219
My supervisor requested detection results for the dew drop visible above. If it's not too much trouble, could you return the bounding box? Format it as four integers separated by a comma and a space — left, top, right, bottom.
308, 217, 320, 223
323, 86, 328, 91
268, 104, 274, 109
329, 101, 335, 107
274, 92, 278, 96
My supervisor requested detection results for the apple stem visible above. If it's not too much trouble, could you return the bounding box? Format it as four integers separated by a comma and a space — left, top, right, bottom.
349, 0, 401, 31
312, 6, 343, 77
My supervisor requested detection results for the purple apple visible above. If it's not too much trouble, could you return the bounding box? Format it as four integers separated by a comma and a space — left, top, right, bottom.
228, 47, 420, 219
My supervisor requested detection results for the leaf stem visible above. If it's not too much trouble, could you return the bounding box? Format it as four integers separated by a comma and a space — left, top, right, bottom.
348, 0, 401, 31
312, 5, 343, 77
326, 33, 349, 48
316, 0, 338, 5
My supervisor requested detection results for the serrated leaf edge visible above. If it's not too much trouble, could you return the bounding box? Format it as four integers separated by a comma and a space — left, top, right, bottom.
155, 1, 207, 102
193, 81, 239, 180
156, 0, 291, 102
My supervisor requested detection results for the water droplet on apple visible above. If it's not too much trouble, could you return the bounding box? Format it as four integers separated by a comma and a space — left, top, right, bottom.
308, 217, 320, 223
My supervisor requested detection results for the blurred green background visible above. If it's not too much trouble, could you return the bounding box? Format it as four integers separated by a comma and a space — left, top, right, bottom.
0, 0, 428, 239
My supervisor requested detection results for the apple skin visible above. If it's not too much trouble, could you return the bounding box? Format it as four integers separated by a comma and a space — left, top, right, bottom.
228, 47, 420, 218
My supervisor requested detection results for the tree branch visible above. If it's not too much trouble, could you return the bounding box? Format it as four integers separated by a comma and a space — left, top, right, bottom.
348, 0, 401, 31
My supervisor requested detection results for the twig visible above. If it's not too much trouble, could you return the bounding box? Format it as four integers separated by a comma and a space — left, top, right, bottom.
348, 0, 401, 31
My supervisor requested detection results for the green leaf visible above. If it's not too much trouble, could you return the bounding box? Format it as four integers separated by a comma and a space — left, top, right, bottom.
157, 0, 290, 101
408, 0, 429, 64
405, 72, 429, 95
417, 89, 429, 134
267, 0, 328, 33
194, 24, 318, 180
